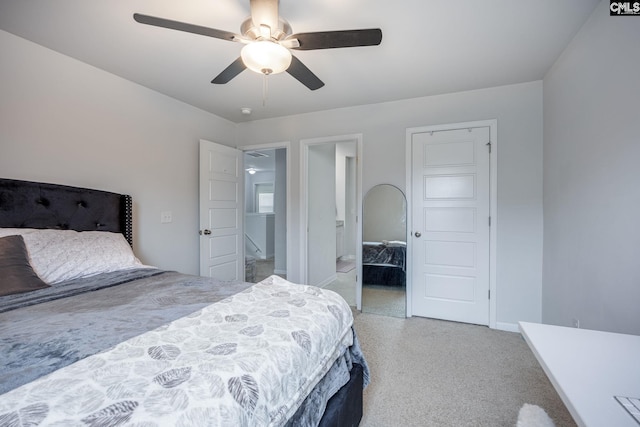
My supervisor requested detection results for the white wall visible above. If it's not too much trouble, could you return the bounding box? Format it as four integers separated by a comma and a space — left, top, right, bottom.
238, 81, 544, 328
0, 30, 237, 275
542, 0, 640, 334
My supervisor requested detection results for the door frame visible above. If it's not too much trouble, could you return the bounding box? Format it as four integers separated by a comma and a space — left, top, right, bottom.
240, 141, 293, 280
300, 134, 363, 310
405, 120, 497, 328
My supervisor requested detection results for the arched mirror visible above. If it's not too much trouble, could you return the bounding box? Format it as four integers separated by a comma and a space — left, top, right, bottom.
362, 184, 407, 317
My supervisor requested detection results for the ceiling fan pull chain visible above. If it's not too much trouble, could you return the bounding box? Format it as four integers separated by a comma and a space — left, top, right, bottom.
262, 74, 268, 106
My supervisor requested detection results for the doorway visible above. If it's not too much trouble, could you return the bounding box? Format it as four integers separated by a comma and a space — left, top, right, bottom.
300, 135, 362, 309
406, 120, 497, 327
243, 147, 287, 283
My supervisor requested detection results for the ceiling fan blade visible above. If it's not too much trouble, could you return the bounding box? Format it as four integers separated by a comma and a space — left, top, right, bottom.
133, 13, 240, 42
211, 58, 247, 84
249, 0, 279, 34
289, 29, 382, 50
287, 55, 324, 90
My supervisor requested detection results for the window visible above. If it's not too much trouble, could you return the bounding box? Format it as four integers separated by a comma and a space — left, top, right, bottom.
255, 183, 274, 213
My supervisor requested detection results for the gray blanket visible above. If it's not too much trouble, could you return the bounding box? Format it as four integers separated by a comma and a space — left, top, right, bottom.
0, 270, 368, 426
362, 242, 406, 270
0, 269, 252, 395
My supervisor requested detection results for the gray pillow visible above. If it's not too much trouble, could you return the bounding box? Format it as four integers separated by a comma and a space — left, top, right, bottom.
0, 235, 50, 296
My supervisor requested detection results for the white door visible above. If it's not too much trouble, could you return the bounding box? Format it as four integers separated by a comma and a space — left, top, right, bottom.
307, 143, 337, 286
199, 140, 244, 280
411, 127, 491, 325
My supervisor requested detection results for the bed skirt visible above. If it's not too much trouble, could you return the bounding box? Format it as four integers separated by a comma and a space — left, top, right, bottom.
363, 264, 405, 287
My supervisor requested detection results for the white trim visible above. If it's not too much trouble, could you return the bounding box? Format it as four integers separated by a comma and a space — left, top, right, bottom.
300, 134, 363, 310
405, 138, 413, 318
496, 322, 520, 333
316, 274, 339, 289
240, 141, 292, 281
405, 120, 498, 328
489, 121, 498, 330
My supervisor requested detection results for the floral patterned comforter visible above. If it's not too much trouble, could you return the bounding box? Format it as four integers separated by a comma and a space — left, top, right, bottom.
0, 275, 356, 426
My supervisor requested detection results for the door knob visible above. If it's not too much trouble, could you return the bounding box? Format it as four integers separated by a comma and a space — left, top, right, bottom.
200, 229, 212, 235
414, 232, 421, 238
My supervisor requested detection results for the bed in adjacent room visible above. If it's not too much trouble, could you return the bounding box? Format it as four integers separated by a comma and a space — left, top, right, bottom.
0, 178, 368, 426
362, 240, 406, 287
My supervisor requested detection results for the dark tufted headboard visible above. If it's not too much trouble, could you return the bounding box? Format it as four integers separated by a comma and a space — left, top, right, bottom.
0, 178, 133, 246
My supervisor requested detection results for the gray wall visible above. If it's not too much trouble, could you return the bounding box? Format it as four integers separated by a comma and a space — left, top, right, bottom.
0, 30, 237, 275
238, 81, 544, 329
542, 0, 640, 334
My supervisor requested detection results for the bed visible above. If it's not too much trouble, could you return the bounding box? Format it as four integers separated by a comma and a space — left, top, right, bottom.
362, 241, 406, 287
0, 178, 369, 426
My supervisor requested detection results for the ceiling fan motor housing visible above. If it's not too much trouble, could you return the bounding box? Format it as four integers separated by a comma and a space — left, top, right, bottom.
240, 17, 292, 41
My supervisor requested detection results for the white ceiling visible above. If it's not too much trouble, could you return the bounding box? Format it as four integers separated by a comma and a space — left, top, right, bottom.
0, 0, 599, 123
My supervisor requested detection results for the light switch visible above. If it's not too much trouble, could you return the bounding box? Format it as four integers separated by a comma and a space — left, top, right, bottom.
160, 211, 172, 223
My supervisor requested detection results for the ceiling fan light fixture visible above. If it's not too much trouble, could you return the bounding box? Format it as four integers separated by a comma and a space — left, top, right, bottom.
241, 41, 292, 75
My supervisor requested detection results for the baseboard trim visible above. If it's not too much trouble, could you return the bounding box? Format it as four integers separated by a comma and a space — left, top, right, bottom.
316, 274, 338, 288
495, 322, 520, 333
273, 269, 287, 275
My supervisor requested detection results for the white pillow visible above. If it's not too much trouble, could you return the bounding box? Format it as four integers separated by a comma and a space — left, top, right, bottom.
0, 228, 149, 284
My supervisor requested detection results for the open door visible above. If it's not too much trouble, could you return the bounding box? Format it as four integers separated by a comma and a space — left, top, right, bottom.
243, 147, 288, 283
301, 134, 363, 309
199, 139, 244, 280
306, 143, 337, 286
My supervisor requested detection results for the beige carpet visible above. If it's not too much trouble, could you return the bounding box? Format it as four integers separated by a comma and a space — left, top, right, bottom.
353, 312, 576, 427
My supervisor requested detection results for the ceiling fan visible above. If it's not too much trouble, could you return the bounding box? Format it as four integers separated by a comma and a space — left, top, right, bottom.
134, 0, 382, 90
